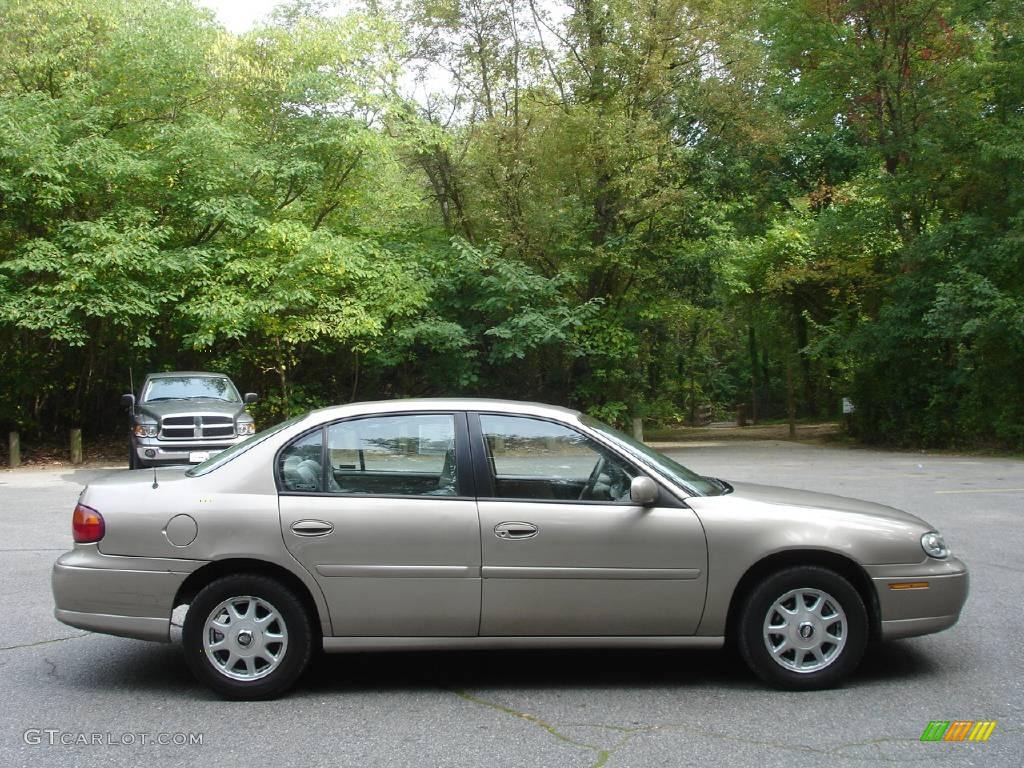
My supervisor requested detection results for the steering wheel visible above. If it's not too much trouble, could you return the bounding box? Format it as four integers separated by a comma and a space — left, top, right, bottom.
579, 454, 607, 500
606, 464, 630, 502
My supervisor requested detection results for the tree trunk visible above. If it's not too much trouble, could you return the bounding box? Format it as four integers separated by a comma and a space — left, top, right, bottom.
794, 309, 815, 416
748, 325, 759, 424
786, 360, 796, 439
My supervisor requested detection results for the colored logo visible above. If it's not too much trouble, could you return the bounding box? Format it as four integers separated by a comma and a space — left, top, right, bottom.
920, 721, 997, 742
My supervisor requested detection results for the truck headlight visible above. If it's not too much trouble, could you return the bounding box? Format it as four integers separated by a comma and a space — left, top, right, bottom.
133, 424, 158, 438
921, 531, 949, 559
237, 422, 256, 436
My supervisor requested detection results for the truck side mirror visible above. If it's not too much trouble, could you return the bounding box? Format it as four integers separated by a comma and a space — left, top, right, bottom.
120, 393, 136, 410
243, 392, 259, 405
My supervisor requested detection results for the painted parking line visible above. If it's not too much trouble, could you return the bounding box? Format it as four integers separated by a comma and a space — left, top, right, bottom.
934, 488, 1024, 495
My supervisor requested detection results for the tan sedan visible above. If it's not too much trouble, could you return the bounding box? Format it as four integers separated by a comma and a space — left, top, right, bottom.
52, 399, 968, 699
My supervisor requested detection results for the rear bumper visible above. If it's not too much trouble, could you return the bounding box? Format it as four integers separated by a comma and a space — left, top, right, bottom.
54, 609, 171, 642
52, 546, 206, 642
867, 556, 969, 640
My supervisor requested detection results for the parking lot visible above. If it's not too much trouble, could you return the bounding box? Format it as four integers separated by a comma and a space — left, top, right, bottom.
1, 440, 1021, 767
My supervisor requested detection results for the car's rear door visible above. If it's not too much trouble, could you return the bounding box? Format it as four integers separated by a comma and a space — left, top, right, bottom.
472, 412, 708, 636
278, 411, 481, 636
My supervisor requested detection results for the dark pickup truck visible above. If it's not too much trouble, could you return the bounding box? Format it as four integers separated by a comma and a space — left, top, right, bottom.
122, 371, 257, 468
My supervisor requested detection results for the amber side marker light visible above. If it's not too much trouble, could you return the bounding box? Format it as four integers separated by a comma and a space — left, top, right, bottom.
889, 581, 930, 590
72, 503, 105, 543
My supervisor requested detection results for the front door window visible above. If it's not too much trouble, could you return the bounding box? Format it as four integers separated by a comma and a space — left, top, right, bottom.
479, 414, 636, 502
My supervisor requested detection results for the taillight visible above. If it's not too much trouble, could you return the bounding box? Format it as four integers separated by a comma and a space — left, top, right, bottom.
72, 503, 105, 543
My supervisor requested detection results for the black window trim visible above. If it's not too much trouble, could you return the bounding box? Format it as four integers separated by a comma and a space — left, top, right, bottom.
468, 411, 683, 508
274, 411, 476, 500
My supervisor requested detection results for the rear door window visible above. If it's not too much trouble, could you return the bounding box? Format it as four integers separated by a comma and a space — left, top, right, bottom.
325, 414, 459, 496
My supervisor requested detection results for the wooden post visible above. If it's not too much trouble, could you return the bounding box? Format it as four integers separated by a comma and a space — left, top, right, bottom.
632, 417, 644, 443
8, 431, 20, 468
70, 428, 83, 465
736, 403, 748, 427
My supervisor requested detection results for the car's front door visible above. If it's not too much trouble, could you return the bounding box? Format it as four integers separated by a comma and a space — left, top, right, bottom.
472, 413, 708, 636
278, 412, 480, 636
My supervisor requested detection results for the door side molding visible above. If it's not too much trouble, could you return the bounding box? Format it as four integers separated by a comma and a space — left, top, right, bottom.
482, 566, 702, 580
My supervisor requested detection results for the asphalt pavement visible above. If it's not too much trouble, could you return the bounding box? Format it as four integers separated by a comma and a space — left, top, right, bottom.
1, 440, 1021, 767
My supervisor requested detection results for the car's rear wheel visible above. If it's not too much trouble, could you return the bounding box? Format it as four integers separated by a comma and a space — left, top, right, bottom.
182, 574, 313, 700
737, 565, 867, 690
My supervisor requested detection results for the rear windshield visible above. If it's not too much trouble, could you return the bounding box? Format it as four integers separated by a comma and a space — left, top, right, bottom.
187, 414, 308, 477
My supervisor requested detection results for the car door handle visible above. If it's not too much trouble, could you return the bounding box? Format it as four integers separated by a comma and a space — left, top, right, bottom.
493, 522, 538, 540
290, 520, 334, 537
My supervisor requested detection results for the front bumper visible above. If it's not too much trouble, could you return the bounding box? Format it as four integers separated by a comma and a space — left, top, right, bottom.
867, 556, 969, 640
52, 545, 206, 642
132, 436, 241, 466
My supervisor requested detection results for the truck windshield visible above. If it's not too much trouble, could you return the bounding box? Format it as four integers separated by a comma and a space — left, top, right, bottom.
143, 376, 240, 403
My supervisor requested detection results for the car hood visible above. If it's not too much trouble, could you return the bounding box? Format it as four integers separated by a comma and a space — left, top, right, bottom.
137, 399, 245, 421
720, 481, 930, 528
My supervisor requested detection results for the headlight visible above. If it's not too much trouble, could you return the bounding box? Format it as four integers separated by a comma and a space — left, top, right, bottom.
133, 424, 158, 438
237, 422, 256, 436
921, 531, 949, 559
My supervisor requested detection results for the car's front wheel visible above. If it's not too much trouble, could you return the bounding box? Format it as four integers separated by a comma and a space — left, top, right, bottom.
737, 565, 868, 690
182, 574, 314, 699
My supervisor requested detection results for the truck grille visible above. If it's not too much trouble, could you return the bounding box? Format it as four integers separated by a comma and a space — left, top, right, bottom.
160, 415, 235, 440
202, 415, 234, 438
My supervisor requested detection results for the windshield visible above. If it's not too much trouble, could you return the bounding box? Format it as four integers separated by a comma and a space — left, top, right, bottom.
143, 376, 240, 403
187, 413, 309, 477
580, 415, 728, 496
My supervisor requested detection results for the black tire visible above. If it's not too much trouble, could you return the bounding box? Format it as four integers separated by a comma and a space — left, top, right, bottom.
128, 445, 140, 469
182, 574, 314, 700
736, 565, 868, 691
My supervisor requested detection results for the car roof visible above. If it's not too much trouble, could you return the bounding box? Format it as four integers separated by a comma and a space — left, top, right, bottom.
308, 398, 581, 420
144, 371, 233, 380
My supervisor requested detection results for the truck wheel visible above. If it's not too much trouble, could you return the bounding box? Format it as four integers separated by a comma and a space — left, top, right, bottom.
128, 446, 140, 469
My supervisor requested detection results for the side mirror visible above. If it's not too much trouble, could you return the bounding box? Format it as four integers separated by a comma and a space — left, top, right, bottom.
120, 393, 136, 410
629, 476, 659, 506
243, 392, 259, 405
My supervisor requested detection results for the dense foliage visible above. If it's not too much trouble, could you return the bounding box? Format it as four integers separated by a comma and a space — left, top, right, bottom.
0, 0, 1021, 448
